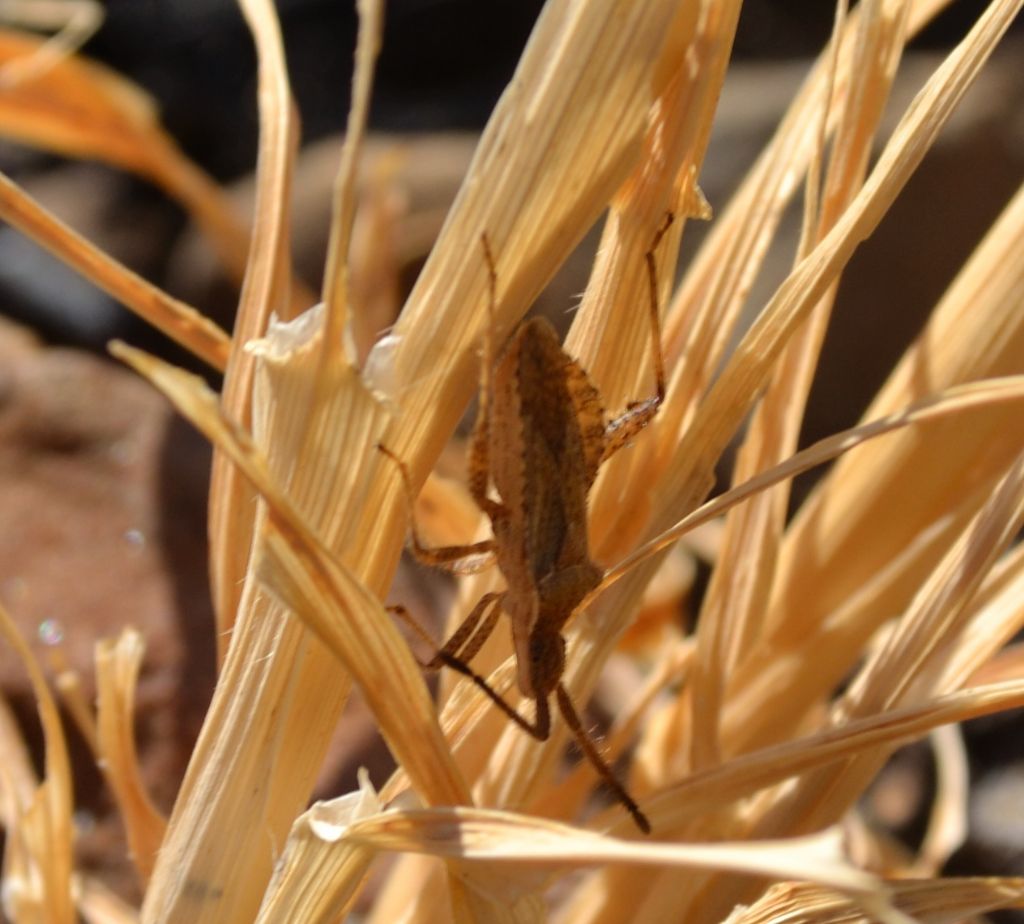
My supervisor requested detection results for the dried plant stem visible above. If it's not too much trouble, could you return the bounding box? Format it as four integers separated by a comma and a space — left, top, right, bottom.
206, 0, 298, 639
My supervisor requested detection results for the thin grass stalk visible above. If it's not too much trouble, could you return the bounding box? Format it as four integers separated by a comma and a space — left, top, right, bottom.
206, 0, 298, 638
94, 631, 166, 884
723, 174, 1024, 756
688, 0, 910, 773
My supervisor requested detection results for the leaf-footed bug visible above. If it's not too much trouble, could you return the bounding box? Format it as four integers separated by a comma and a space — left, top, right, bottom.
380, 214, 674, 833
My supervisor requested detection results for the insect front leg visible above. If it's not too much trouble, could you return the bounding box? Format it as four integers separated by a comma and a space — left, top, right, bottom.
601, 212, 675, 464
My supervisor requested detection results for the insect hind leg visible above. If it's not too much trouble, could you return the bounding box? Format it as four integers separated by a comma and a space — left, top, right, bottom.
389, 591, 503, 667
440, 651, 552, 741
556, 683, 650, 834
391, 592, 551, 740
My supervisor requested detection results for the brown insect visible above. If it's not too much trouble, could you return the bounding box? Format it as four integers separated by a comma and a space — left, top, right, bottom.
380, 215, 673, 834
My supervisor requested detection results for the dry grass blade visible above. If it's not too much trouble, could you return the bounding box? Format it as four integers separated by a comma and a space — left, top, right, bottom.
254, 530, 468, 807
688, 0, 909, 771
320, 0, 384, 355
208, 0, 299, 632
773, 174, 1024, 641
842, 452, 1024, 718
728, 877, 1024, 923
309, 809, 910, 924
0, 691, 38, 826
581, 0, 741, 566
334, 807, 886, 899
660, 0, 1022, 525
911, 725, 969, 875
380, 0, 688, 471
109, 342, 468, 804
602, 377, 1024, 594
0, 28, 156, 168
658, 0, 951, 429
0, 171, 231, 370
715, 180, 1024, 761
110, 341, 535, 920
637, 679, 1024, 833
925, 543, 1024, 697
52, 663, 97, 755
0, 3, 103, 86
0, 600, 74, 924
94, 630, 166, 883
735, 454, 1024, 856
76, 873, 141, 924
567, 0, 740, 409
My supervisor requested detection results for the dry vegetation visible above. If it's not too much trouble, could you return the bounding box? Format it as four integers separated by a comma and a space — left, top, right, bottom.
1, 0, 1024, 921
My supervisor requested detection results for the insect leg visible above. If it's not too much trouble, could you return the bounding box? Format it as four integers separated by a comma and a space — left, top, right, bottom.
427, 600, 555, 742
430, 591, 505, 667
389, 591, 504, 669
601, 211, 675, 464
555, 683, 651, 834
378, 443, 497, 574
392, 593, 551, 740
436, 654, 552, 741
387, 604, 442, 659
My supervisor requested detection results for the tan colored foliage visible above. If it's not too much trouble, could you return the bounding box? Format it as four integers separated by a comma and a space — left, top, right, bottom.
1, 0, 1023, 921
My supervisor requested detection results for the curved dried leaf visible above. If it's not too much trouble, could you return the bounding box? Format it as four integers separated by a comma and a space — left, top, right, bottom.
347, 810, 883, 900
728, 877, 1024, 924
94, 630, 167, 883
0, 601, 74, 924
0, 29, 159, 169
